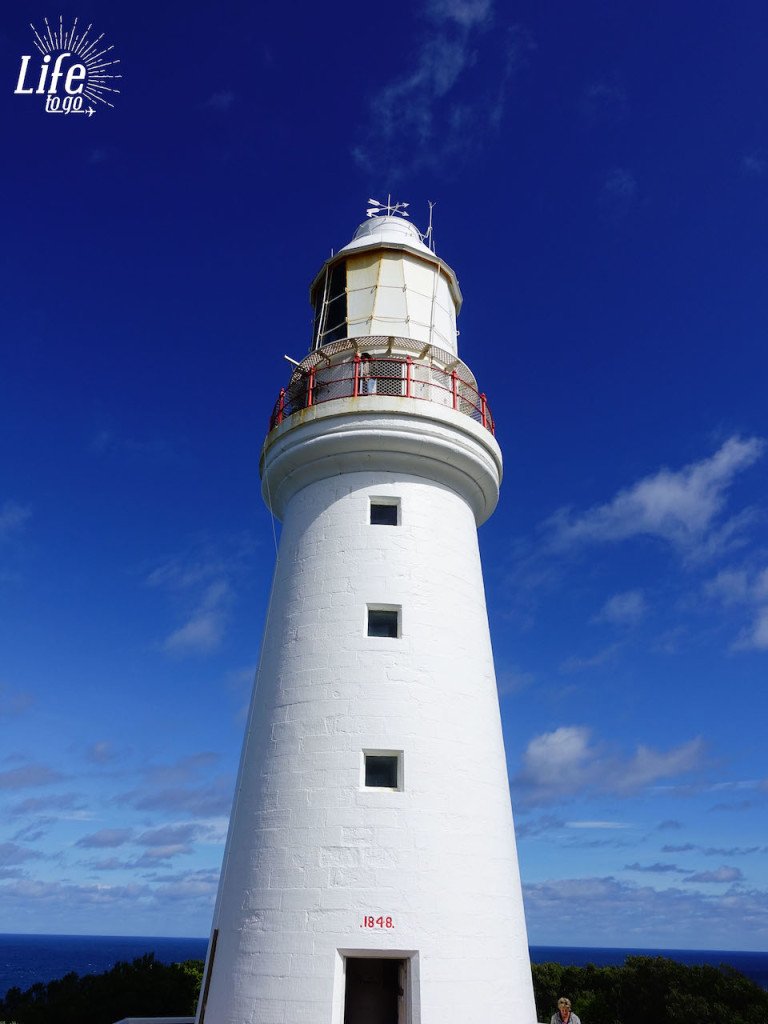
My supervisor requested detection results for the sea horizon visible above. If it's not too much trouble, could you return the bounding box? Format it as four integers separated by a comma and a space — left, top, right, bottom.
1, 932, 766, 999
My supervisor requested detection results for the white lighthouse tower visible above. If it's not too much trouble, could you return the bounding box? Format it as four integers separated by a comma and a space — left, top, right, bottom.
196, 204, 536, 1024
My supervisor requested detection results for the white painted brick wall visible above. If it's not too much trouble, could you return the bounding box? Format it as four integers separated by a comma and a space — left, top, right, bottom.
200, 450, 536, 1022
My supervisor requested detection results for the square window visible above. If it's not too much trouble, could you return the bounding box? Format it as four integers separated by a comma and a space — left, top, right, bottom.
364, 752, 401, 789
370, 499, 399, 526
367, 606, 400, 638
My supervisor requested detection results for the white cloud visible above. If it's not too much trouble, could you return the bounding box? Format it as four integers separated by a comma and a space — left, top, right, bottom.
625, 862, 688, 874
353, 3, 533, 177
76, 828, 134, 849
497, 665, 534, 694
136, 823, 199, 849
85, 741, 118, 764
426, 0, 493, 26
163, 580, 231, 655
0, 763, 65, 790
736, 606, 768, 650
547, 436, 764, 561
705, 564, 768, 651
686, 865, 744, 884
148, 537, 254, 656
524, 875, 768, 946
565, 820, 631, 830
516, 725, 704, 803
9, 793, 85, 818
118, 757, 232, 820
515, 815, 565, 839
593, 589, 647, 626
0, 842, 43, 866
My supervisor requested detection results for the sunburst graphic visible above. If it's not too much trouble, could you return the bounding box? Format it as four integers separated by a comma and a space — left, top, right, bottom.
30, 15, 121, 108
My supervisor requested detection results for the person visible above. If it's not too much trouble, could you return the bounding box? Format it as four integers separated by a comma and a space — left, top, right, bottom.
360, 352, 377, 395
551, 996, 581, 1024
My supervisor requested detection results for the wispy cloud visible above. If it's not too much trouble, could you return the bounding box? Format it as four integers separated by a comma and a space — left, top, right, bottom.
742, 152, 766, 177
705, 563, 768, 650
625, 862, 689, 874
142, 752, 220, 787
85, 741, 119, 764
353, 1, 533, 178
0, 763, 65, 790
202, 90, 235, 112
90, 429, 175, 462
0, 500, 31, 540
663, 842, 762, 857
0, 842, 43, 866
686, 865, 744, 884
147, 537, 254, 656
524, 875, 768, 945
117, 753, 233, 819
599, 167, 638, 220
76, 828, 134, 849
136, 823, 199, 849
163, 580, 231, 654
497, 665, 534, 694
546, 436, 764, 563
515, 814, 565, 839
515, 725, 704, 804
0, 686, 35, 717
579, 80, 628, 125
559, 643, 620, 673
9, 793, 84, 818
593, 590, 647, 627
566, 820, 631, 830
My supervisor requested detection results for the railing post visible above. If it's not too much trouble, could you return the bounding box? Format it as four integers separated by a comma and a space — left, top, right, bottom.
353, 354, 360, 398
451, 370, 458, 411
276, 387, 285, 426
307, 367, 316, 408
480, 392, 488, 429
405, 356, 412, 398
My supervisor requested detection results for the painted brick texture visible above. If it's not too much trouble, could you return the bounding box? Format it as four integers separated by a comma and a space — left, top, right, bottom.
200, 457, 536, 1022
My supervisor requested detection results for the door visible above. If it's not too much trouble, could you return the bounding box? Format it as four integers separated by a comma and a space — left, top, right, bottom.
344, 956, 405, 1024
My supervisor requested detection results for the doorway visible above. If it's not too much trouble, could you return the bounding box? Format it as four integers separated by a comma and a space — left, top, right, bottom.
343, 956, 406, 1024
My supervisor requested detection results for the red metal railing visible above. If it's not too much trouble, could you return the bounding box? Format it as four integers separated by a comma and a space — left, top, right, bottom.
269, 354, 494, 435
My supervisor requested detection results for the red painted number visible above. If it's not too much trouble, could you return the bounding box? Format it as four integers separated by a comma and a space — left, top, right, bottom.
361, 915, 394, 928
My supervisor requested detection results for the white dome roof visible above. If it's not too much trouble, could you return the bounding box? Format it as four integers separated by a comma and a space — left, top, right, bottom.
339, 215, 433, 257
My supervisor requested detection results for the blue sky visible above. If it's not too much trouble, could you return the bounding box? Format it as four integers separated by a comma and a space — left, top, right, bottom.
1, 0, 767, 949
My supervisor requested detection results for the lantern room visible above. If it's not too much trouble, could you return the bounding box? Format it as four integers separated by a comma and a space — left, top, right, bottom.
309, 215, 462, 355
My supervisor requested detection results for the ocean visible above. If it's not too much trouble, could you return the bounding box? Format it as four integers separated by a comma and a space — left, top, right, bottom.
0, 934, 766, 1000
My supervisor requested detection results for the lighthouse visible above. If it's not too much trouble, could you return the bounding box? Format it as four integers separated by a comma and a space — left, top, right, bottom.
196, 204, 536, 1023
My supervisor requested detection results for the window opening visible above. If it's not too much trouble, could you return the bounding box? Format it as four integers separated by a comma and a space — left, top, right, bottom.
364, 753, 401, 789
367, 607, 400, 638
370, 500, 399, 526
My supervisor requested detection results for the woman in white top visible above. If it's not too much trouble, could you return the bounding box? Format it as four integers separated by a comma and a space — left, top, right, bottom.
550, 996, 581, 1024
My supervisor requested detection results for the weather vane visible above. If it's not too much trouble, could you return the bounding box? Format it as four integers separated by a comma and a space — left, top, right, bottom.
366, 195, 410, 219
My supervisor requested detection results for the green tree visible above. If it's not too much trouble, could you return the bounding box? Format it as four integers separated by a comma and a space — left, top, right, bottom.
0, 954, 203, 1024
531, 956, 768, 1024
